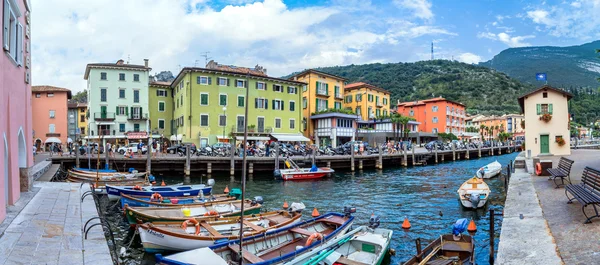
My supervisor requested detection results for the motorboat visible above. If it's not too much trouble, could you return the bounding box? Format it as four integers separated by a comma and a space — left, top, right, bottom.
457, 177, 490, 209
476, 160, 502, 179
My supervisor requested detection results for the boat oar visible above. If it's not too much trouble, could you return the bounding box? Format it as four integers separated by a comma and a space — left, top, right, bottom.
304, 236, 353, 265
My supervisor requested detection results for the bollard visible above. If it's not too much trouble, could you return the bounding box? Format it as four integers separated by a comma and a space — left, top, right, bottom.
434, 144, 438, 163
478, 144, 481, 158
312, 144, 316, 166
146, 136, 152, 174
230, 144, 235, 177
378, 144, 383, 169
249, 162, 254, 174
441, 152, 445, 162
207, 162, 212, 174
351, 146, 355, 172
403, 144, 408, 167
466, 143, 470, 159
358, 160, 363, 170
185, 144, 191, 176
452, 143, 456, 161
75, 143, 80, 168
327, 161, 331, 168
490, 209, 495, 265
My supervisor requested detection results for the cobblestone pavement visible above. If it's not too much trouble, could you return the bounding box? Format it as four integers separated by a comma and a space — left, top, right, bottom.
0, 182, 112, 265
532, 149, 600, 265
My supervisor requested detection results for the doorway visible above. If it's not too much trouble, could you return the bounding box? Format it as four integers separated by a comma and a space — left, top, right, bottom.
540, 134, 550, 154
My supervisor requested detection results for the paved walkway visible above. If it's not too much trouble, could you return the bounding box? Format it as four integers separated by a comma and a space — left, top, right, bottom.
0, 182, 112, 265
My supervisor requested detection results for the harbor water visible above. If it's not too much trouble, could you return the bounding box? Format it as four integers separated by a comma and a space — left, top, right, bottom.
102, 152, 519, 264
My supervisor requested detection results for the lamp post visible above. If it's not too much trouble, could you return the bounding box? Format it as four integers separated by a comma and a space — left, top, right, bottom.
222, 106, 227, 142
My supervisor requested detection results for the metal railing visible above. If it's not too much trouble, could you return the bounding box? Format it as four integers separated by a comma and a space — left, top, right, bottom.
233, 126, 273, 134
127, 113, 148, 120
93, 112, 115, 120
316, 89, 328, 96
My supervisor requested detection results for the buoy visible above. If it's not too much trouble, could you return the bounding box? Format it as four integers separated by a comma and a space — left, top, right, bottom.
151, 181, 156, 185
161, 180, 166, 186
311, 208, 320, 217
402, 217, 411, 229
467, 219, 477, 232
224, 185, 230, 194
283, 201, 289, 209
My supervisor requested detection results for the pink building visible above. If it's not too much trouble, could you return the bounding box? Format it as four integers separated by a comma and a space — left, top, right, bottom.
32, 86, 72, 151
1, 0, 33, 223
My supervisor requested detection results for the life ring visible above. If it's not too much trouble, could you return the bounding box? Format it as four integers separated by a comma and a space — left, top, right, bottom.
150, 192, 163, 202
535, 162, 542, 176
181, 218, 200, 236
203, 210, 219, 216
133, 185, 143, 191
305, 233, 324, 246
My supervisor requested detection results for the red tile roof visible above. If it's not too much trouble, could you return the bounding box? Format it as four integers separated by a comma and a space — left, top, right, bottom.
344, 82, 390, 94
32, 85, 72, 98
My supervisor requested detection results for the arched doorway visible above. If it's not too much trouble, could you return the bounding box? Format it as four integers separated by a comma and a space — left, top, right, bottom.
18, 127, 26, 168
3, 133, 9, 206
35, 138, 42, 152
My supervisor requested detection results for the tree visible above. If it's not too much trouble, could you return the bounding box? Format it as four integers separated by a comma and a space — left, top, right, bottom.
480, 125, 486, 140
597, 49, 600, 82
71, 90, 88, 103
390, 113, 402, 143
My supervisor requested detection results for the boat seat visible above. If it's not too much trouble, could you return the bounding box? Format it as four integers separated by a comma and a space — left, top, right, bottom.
289, 227, 314, 236
321, 215, 346, 226
243, 220, 266, 232
199, 222, 223, 237
335, 256, 369, 265
265, 215, 287, 225
426, 259, 456, 265
228, 244, 264, 263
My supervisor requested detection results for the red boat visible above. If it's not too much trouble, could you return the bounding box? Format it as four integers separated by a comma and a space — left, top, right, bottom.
275, 158, 335, 180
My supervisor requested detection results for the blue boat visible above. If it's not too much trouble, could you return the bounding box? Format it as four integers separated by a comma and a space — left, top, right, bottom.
155, 212, 355, 265
118, 192, 237, 208
72, 167, 117, 173
106, 184, 212, 201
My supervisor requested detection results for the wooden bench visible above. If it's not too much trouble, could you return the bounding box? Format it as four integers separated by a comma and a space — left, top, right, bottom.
199, 222, 223, 237
228, 244, 264, 263
565, 166, 600, 223
547, 157, 574, 188
289, 227, 314, 236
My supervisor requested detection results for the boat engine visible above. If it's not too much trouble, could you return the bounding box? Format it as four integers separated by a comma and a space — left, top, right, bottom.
148, 175, 156, 182
207, 178, 215, 186
343, 206, 356, 217
289, 202, 306, 213
369, 215, 380, 229
273, 169, 282, 180
470, 192, 481, 209
253, 196, 264, 205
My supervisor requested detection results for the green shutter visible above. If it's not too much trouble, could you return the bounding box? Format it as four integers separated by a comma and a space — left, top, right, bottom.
125, 107, 128, 115
325, 83, 329, 95
549, 104, 553, 114
536, 104, 541, 115
325, 100, 328, 109
315, 81, 319, 89
115, 106, 118, 114
316, 99, 319, 111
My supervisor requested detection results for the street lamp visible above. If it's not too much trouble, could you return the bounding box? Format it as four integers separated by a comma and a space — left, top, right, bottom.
222, 106, 227, 142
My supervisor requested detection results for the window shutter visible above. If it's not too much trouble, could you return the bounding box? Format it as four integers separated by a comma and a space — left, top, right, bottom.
16, 23, 22, 65
3, 0, 9, 50
325, 83, 329, 95
315, 99, 318, 110
126, 107, 129, 116
140, 107, 143, 117
265, 100, 268, 109
166, 90, 168, 97
255, 98, 258, 109
227, 78, 230, 86
208, 77, 212, 85
536, 104, 541, 115
325, 100, 328, 109
129, 107, 132, 117
549, 104, 553, 114
196, 76, 200, 84
281, 101, 284, 110
245, 80, 248, 88
156, 90, 159, 96
255, 82, 258, 89
115, 106, 118, 114
272, 100, 275, 110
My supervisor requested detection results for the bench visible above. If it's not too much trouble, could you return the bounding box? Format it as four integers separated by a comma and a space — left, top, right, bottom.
228, 244, 264, 263
565, 167, 600, 223
547, 157, 574, 188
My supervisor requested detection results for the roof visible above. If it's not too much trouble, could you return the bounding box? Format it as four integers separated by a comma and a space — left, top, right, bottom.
171, 67, 306, 88
150, 81, 172, 88
84, 61, 151, 79
32, 85, 72, 98
288, 69, 347, 81
344, 82, 390, 94
397, 97, 465, 107
518, 85, 573, 113
206, 60, 268, 77
310, 112, 359, 120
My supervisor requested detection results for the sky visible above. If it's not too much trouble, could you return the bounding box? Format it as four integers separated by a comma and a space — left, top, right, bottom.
31, 0, 600, 93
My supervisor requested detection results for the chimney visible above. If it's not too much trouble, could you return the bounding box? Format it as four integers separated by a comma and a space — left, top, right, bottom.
144, 59, 149, 68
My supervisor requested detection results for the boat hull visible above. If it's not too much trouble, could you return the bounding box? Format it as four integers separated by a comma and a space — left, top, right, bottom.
119, 193, 235, 208
124, 202, 262, 225
106, 184, 212, 201
280, 167, 334, 181
457, 177, 490, 209
478, 161, 502, 179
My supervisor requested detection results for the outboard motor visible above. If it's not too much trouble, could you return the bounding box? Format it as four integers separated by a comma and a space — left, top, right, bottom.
207, 178, 215, 187
273, 169, 282, 180
148, 175, 156, 182
470, 193, 481, 209
253, 196, 264, 205
289, 202, 306, 214
343, 206, 356, 217
369, 215, 380, 229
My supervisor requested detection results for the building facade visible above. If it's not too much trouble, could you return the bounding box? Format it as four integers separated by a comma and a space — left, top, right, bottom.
148, 81, 173, 142
289, 69, 346, 141
84, 59, 151, 145
343, 82, 390, 121
504, 114, 525, 139
518, 85, 572, 157
32, 86, 72, 151
76, 103, 88, 142
67, 103, 77, 145
397, 97, 466, 134
1, 0, 33, 223
172, 61, 305, 146
477, 115, 505, 140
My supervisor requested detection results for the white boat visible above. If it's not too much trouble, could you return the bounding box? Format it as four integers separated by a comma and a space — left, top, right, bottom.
275, 158, 334, 181
476, 160, 502, 179
457, 177, 490, 209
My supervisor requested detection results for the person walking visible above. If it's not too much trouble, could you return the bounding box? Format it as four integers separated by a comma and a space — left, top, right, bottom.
58, 144, 63, 157
137, 140, 143, 158
163, 142, 168, 157
152, 140, 158, 158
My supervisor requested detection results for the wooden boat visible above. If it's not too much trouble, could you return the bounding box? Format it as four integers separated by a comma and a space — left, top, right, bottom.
403, 234, 475, 265
71, 168, 146, 177
138, 210, 303, 253
106, 183, 212, 201
155, 212, 355, 265
124, 200, 262, 225
275, 158, 334, 181
67, 172, 146, 186
285, 224, 393, 265
72, 167, 117, 173
476, 160, 502, 179
119, 193, 237, 209
457, 177, 490, 209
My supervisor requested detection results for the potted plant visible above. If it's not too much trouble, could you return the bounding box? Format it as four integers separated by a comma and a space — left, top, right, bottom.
248, 125, 256, 132
539, 113, 552, 122
556, 137, 565, 146
521, 120, 525, 129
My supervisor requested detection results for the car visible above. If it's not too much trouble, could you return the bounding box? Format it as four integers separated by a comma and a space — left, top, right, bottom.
175, 143, 197, 154
166, 144, 181, 154
117, 143, 148, 155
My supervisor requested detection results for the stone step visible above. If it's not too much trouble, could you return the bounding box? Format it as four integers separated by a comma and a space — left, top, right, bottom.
514, 157, 526, 169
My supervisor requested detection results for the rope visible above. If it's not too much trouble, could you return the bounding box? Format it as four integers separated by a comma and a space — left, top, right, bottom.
126, 227, 139, 249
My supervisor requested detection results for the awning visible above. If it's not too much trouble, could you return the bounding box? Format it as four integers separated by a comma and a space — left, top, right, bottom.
170, 134, 183, 141
96, 122, 116, 125
45, 137, 62, 144
169, 135, 176, 141
127, 132, 148, 139
67, 138, 73, 143
270, 133, 310, 142
216, 136, 230, 140
235, 136, 270, 141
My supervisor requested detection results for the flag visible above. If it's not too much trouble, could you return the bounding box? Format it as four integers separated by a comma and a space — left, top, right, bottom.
536, 73, 547, 81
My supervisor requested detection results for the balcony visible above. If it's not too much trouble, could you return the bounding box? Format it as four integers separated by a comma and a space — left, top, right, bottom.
376, 101, 383, 107
335, 93, 343, 99
232, 126, 273, 134
46, 133, 60, 137
94, 112, 116, 121
127, 113, 149, 121
316, 89, 329, 97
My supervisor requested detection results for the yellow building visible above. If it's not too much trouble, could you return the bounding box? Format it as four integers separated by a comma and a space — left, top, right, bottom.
77, 103, 88, 141
343, 82, 390, 121
289, 69, 346, 139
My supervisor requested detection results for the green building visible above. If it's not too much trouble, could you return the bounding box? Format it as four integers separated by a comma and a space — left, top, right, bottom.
148, 81, 173, 141
172, 61, 306, 146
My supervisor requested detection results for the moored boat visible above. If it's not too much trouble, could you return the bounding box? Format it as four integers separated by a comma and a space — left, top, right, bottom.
457, 176, 490, 209
67, 171, 147, 187
71, 168, 146, 177
155, 211, 355, 265
275, 158, 334, 181
106, 183, 212, 201
124, 199, 262, 225
403, 219, 475, 265
138, 210, 303, 253
476, 160, 502, 179
119, 192, 238, 208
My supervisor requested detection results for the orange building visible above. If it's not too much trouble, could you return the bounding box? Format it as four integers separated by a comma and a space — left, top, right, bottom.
32, 86, 72, 151
396, 97, 466, 134
477, 116, 505, 140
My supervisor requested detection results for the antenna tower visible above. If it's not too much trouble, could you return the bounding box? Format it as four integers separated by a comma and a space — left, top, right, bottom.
201, 52, 211, 66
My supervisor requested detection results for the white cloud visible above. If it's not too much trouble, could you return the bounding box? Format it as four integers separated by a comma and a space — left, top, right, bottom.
393, 0, 434, 20
477, 31, 535, 47
456, 53, 482, 64
526, 0, 600, 39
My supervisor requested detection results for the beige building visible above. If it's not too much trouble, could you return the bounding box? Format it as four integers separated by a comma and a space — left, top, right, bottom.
503, 114, 525, 138
518, 85, 572, 157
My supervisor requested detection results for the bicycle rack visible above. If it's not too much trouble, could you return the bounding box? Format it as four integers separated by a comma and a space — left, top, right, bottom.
80, 183, 120, 264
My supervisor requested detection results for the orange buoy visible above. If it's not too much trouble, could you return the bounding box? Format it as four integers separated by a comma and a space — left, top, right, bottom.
224, 185, 230, 194
151, 181, 156, 185
402, 217, 411, 229
283, 201, 289, 209
311, 208, 320, 217
161, 180, 166, 186
535, 163, 542, 176
467, 219, 477, 232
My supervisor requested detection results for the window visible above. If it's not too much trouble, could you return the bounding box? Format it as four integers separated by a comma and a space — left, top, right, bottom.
302, 97, 307, 109
287, 86, 297, 94
117, 106, 126, 115
219, 94, 227, 106
131, 107, 142, 119
197, 76, 209, 85
383, 110, 387, 116
200, 93, 209, 105
543, 92, 548, 98
134, 124, 140, 132
133, 90, 139, 103
49, 110, 55, 118
237, 95, 245, 107
336, 119, 353, 128
368, 107, 373, 118
200, 114, 209, 126
236, 79, 246, 88
345, 95, 353, 103
134, 74, 139, 82
432, 106, 438, 112
272, 100, 284, 110
157, 89, 167, 97
47, 93, 54, 97
80, 127, 85, 134
273, 84, 283, 92
100, 72, 107, 80
179, 82, 183, 89
302, 85, 307, 92
368, 94, 373, 102
334, 86, 340, 98
3, 1, 22, 64
219, 115, 226, 127
356, 94, 362, 102
289, 119, 296, 129
256, 82, 265, 90
237, 116, 245, 132
275, 118, 281, 129
432, 128, 438, 133
432, 117, 438, 123
356, 106, 361, 115
217, 77, 228, 86
158, 102, 165, 112
158, 119, 165, 130
119, 73, 125, 81
35, 93, 40, 98
49, 124, 55, 133
383, 98, 388, 105
376, 96, 379, 104
100, 89, 106, 102
255, 98, 268, 109
376, 109, 380, 117
316, 98, 327, 111
334, 102, 342, 109
119, 123, 125, 132
537, 104, 553, 114
80, 115, 85, 122
316, 81, 328, 95
409, 110, 414, 116
119, 89, 125, 98
289, 101, 295, 111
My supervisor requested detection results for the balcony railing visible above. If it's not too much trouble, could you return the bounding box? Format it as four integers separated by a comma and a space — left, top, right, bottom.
335, 93, 343, 99
46, 133, 60, 137
316, 89, 329, 96
127, 113, 149, 121
94, 112, 116, 121
376, 101, 383, 107
233, 126, 273, 134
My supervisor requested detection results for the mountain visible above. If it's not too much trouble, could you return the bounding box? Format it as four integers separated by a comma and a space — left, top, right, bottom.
479, 40, 600, 88
313, 60, 534, 116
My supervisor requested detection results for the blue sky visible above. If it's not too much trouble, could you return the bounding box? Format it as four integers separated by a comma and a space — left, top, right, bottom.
31, 0, 600, 92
